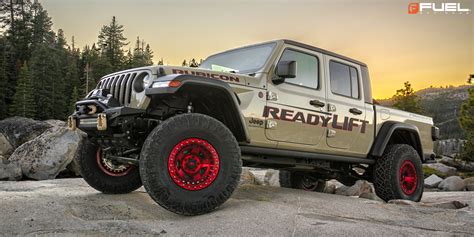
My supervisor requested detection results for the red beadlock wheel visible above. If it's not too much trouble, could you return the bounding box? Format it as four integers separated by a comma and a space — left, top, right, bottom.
399, 160, 417, 195
139, 113, 242, 215
168, 138, 220, 191
79, 140, 142, 194
96, 148, 133, 177
374, 144, 424, 202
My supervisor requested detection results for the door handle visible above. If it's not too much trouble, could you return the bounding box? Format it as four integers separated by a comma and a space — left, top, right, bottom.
309, 100, 325, 107
349, 108, 363, 115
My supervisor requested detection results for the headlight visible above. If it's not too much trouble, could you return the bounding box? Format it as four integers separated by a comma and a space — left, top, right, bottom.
152, 81, 171, 88
151, 80, 181, 88
133, 72, 150, 93
143, 74, 151, 88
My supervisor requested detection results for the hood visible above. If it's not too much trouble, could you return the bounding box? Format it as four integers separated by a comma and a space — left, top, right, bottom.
158, 66, 256, 87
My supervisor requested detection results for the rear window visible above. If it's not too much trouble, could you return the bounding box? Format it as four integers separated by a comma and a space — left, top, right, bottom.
329, 61, 360, 99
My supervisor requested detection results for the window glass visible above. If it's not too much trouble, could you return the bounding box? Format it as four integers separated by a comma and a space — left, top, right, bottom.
330, 61, 351, 97
350, 67, 359, 99
200, 42, 276, 74
329, 61, 360, 99
279, 49, 319, 89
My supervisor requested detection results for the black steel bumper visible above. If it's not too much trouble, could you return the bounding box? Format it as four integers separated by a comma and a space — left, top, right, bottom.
68, 99, 144, 132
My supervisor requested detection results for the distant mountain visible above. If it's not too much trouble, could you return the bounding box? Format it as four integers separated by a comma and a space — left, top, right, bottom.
376, 85, 472, 139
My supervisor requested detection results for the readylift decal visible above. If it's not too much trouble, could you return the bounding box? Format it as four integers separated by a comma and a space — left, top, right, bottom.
263, 106, 369, 134
172, 69, 240, 82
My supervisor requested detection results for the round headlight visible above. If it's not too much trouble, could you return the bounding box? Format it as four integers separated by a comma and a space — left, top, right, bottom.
133, 72, 150, 93
143, 74, 152, 88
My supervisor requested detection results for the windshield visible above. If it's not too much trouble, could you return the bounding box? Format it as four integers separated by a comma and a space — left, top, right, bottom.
200, 42, 276, 74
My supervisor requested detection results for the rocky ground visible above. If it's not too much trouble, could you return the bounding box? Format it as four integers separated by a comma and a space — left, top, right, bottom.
0, 178, 473, 236
1, 117, 473, 235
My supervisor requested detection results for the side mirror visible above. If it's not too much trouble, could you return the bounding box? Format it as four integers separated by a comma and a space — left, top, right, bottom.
276, 60, 297, 79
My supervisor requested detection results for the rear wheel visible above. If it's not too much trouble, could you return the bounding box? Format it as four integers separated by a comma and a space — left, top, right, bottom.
373, 144, 424, 202
79, 140, 142, 194
140, 113, 242, 216
279, 171, 326, 192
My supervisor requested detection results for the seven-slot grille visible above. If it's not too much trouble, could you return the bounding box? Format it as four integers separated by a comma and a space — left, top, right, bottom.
96, 71, 140, 106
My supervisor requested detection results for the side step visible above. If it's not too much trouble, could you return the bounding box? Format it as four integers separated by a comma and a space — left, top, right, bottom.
240, 146, 375, 165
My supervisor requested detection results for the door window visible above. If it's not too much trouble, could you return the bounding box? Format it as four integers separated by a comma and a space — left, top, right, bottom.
279, 49, 319, 89
329, 61, 360, 99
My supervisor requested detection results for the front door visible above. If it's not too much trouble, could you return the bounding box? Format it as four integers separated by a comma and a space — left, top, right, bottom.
264, 47, 327, 146
324, 56, 367, 150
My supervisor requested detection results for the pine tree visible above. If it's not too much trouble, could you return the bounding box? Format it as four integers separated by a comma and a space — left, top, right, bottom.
52, 29, 69, 119
157, 58, 164, 65
131, 36, 144, 67
30, 43, 58, 120
130, 37, 153, 67
0, 0, 34, 108
0, 1, 162, 120
97, 16, 128, 71
78, 44, 92, 96
91, 55, 113, 87
0, 0, 34, 62
459, 82, 474, 162
125, 48, 133, 68
65, 46, 80, 98
182, 60, 188, 67
79, 44, 112, 96
189, 58, 198, 67
0, 37, 8, 119
144, 44, 153, 65
10, 63, 35, 118
31, 2, 54, 47
69, 86, 79, 113
392, 81, 422, 113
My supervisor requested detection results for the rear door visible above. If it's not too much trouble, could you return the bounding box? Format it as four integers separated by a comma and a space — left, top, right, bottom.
324, 56, 367, 150
264, 47, 327, 146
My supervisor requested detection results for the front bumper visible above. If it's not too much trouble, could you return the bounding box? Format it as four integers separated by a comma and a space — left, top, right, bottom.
68, 112, 108, 131
68, 105, 145, 132
68, 91, 145, 133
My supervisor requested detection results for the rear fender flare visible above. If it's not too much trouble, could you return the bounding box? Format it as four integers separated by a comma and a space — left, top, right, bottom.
370, 121, 423, 160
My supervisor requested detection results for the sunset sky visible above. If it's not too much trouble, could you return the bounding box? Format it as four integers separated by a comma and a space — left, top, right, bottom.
40, 0, 473, 99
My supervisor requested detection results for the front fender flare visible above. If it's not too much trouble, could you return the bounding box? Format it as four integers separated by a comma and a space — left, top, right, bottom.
145, 74, 250, 143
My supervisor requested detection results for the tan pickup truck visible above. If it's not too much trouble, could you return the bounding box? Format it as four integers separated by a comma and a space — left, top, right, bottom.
69, 39, 439, 216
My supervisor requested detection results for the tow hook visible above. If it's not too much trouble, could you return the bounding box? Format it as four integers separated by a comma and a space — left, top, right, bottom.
67, 116, 76, 130
97, 113, 107, 131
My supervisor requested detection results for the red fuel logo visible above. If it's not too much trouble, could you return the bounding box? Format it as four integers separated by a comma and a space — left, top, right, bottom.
408, 3, 420, 14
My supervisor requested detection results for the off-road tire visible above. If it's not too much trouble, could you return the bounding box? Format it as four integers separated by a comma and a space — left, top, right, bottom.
79, 139, 142, 194
139, 113, 242, 216
279, 171, 326, 192
374, 144, 424, 202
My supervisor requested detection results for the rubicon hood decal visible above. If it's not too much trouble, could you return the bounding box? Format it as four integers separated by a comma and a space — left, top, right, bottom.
172, 68, 240, 82
162, 66, 248, 85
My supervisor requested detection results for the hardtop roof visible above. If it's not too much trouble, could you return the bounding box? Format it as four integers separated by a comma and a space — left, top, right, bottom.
281, 39, 367, 67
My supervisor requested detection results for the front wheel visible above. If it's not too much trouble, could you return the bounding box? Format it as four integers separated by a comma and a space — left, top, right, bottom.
139, 113, 242, 216
79, 140, 142, 194
373, 144, 424, 202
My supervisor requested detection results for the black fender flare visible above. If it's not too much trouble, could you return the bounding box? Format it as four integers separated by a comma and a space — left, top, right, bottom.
370, 121, 423, 159
145, 74, 250, 143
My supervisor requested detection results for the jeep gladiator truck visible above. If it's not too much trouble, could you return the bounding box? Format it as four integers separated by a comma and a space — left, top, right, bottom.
69, 39, 439, 216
